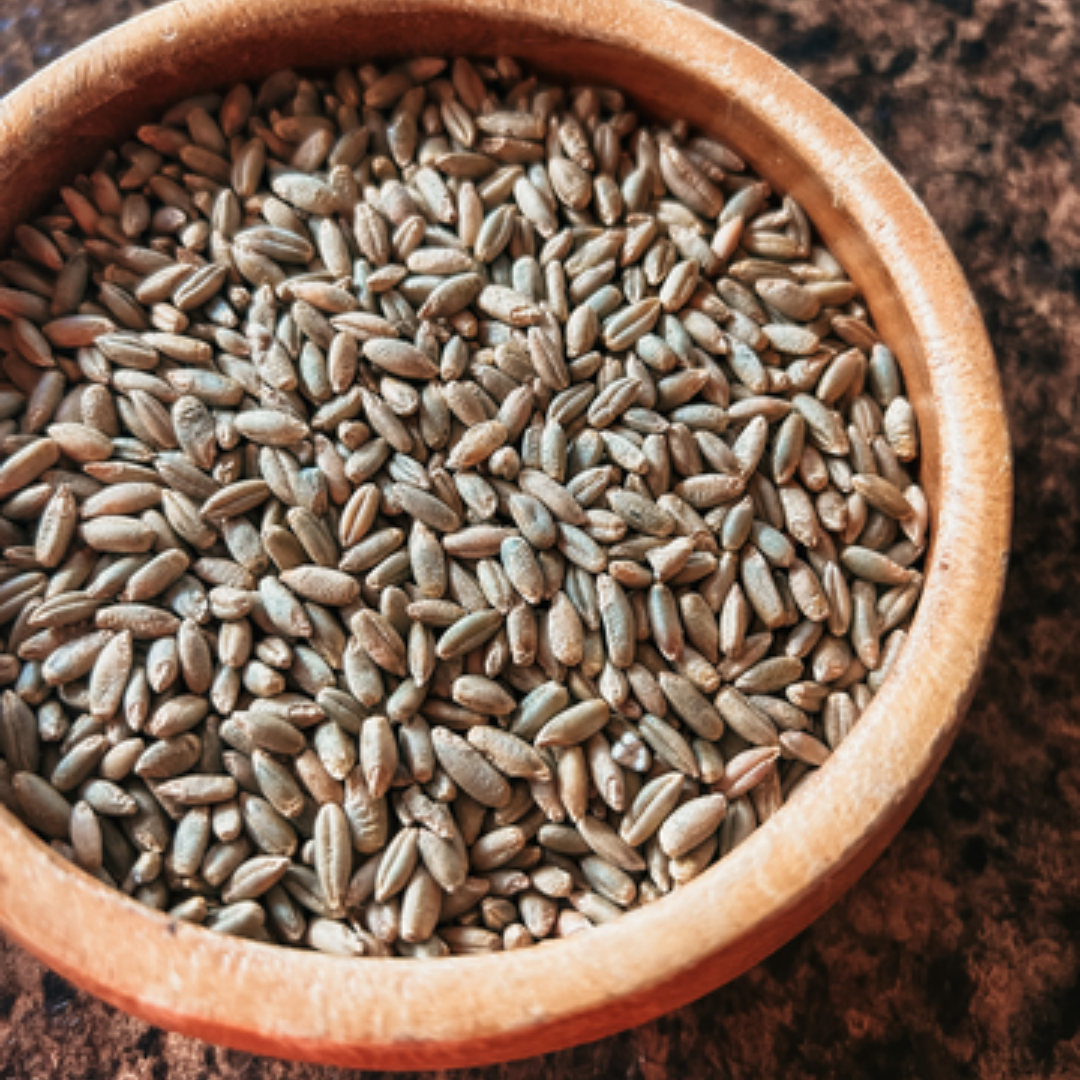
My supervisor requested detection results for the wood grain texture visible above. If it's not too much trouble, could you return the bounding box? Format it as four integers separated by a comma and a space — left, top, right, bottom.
0, 0, 1012, 1071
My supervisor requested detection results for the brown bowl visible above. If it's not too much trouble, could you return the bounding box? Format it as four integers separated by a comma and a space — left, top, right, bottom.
0, 0, 1011, 1068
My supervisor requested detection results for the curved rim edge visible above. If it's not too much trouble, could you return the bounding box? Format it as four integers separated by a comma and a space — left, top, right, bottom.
0, 0, 1011, 1067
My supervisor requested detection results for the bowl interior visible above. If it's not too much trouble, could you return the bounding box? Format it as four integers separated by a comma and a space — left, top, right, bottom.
0, 0, 1006, 1069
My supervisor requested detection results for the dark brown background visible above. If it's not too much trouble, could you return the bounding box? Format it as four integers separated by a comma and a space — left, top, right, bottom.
1, 0, 1077, 1076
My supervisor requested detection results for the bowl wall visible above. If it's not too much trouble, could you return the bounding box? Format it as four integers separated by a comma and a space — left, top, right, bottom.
0, 0, 1011, 1068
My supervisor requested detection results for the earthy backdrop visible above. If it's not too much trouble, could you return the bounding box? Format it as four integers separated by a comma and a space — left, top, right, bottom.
1, 0, 1076, 1077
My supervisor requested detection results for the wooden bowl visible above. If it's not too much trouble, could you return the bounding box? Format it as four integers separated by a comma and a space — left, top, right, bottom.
0, 0, 1011, 1068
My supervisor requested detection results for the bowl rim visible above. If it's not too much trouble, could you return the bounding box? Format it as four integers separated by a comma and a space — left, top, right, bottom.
0, 0, 1012, 1068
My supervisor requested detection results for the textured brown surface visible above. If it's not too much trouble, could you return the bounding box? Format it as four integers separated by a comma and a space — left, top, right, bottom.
0, 0, 1064, 1076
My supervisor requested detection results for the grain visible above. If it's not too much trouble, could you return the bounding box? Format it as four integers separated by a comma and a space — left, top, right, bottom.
0, 54, 929, 953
